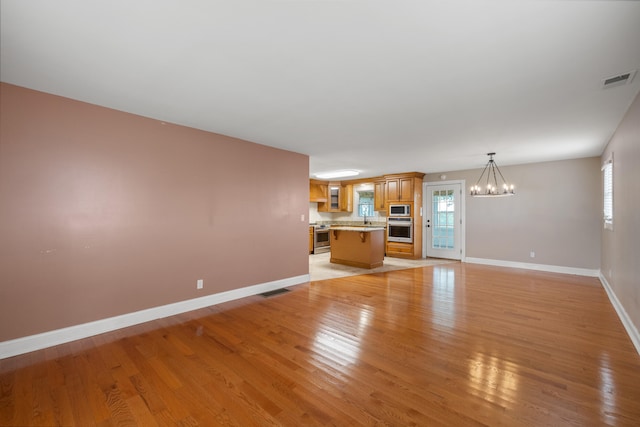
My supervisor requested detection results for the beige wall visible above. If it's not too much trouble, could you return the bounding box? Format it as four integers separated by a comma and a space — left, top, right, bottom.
601, 92, 640, 333
425, 157, 602, 269
0, 83, 309, 342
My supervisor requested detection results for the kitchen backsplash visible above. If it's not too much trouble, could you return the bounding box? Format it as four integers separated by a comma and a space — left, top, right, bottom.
309, 202, 386, 225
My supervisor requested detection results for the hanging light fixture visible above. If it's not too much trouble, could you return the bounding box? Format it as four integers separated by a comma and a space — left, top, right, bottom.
470, 152, 515, 197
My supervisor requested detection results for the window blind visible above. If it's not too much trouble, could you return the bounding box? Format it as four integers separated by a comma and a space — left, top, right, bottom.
602, 156, 613, 228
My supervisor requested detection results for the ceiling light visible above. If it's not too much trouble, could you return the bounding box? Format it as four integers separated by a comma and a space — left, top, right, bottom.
470, 153, 515, 197
314, 170, 360, 179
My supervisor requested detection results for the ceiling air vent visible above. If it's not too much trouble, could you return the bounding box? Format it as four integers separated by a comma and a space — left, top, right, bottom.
602, 70, 636, 89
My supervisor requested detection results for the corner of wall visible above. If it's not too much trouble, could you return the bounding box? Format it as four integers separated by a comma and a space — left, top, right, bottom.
599, 272, 640, 356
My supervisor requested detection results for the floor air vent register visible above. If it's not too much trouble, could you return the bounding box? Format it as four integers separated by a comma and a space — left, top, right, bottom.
259, 288, 290, 298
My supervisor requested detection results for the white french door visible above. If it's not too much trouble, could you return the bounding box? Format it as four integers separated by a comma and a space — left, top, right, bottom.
424, 182, 464, 260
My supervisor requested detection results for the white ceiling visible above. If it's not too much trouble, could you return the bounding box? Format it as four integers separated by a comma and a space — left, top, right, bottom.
2, 1, 639, 179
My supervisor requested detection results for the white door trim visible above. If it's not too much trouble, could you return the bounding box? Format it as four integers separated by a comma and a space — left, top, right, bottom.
423, 180, 466, 260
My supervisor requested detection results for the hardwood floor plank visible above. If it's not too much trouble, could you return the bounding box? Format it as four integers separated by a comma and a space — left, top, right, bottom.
2, 263, 640, 426
125, 394, 160, 427
49, 383, 75, 427
119, 337, 193, 422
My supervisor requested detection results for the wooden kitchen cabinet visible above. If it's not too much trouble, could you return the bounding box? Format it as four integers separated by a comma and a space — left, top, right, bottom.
327, 183, 341, 211
317, 183, 337, 212
317, 182, 352, 212
309, 180, 328, 202
383, 172, 424, 259
309, 226, 314, 254
386, 241, 415, 258
341, 184, 353, 212
385, 175, 415, 202
373, 179, 386, 212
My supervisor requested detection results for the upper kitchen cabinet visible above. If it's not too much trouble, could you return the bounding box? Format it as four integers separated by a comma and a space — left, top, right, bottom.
373, 179, 386, 212
309, 180, 328, 202
320, 183, 340, 211
341, 184, 353, 212
385, 173, 424, 202
316, 182, 352, 212
312, 172, 422, 213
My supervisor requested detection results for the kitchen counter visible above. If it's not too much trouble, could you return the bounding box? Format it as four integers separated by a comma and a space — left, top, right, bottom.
329, 227, 385, 269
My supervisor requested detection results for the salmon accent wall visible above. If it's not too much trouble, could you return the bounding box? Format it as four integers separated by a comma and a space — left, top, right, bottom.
0, 83, 310, 342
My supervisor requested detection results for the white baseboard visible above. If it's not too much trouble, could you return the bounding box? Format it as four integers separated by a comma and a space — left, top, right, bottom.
0, 274, 310, 360
598, 273, 640, 356
464, 257, 599, 277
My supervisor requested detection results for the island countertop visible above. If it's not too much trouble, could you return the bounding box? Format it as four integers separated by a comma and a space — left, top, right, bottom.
330, 226, 385, 232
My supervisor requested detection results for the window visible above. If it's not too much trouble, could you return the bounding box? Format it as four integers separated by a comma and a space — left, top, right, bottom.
602, 154, 613, 230
357, 191, 374, 217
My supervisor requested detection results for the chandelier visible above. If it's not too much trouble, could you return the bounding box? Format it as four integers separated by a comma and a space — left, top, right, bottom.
470, 152, 515, 197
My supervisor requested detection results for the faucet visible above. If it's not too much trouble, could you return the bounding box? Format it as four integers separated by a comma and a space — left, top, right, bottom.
364, 214, 369, 225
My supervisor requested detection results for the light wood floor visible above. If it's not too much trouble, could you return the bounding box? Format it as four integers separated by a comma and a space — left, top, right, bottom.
2, 263, 640, 426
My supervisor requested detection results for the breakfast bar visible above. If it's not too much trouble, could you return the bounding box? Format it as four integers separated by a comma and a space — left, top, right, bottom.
329, 226, 385, 269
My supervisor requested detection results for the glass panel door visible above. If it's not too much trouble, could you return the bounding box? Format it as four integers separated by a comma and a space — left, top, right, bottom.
432, 189, 455, 249
425, 183, 462, 260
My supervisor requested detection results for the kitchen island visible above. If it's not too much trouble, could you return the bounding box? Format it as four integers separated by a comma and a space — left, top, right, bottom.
329, 226, 385, 269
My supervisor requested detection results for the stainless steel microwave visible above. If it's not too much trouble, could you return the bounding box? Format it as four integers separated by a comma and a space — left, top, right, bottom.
388, 204, 411, 217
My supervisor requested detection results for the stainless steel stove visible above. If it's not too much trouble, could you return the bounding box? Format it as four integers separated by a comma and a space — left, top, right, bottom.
313, 225, 330, 254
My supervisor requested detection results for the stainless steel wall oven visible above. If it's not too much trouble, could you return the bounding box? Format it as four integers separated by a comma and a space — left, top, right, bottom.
387, 217, 413, 243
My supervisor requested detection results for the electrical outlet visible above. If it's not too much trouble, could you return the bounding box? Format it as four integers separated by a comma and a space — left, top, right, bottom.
197, 279, 204, 289
530, 251, 535, 258
301, 214, 305, 222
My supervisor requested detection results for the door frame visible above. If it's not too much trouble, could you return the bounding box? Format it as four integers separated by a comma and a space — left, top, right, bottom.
423, 180, 466, 260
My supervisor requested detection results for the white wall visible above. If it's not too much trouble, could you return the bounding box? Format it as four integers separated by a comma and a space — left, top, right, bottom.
425, 157, 602, 270
601, 92, 640, 348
